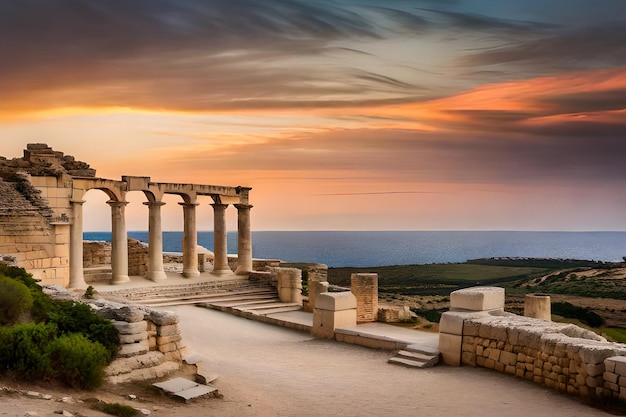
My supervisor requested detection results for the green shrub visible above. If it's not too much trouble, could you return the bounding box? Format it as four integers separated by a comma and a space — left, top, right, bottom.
0, 276, 33, 325
551, 302, 605, 328
0, 265, 52, 322
46, 300, 119, 361
410, 308, 443, 323
47, 333, 109, 389
0, 323, 57, 381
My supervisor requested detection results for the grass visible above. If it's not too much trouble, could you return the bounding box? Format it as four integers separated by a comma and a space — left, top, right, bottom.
328, 263, 548, 296
600, 327, 626, 343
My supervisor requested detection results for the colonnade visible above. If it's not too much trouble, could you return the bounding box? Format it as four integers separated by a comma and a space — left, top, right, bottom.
68, 177, 252, 289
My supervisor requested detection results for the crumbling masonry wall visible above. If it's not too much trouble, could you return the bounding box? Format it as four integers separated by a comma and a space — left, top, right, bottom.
440, 287, 626, 402
88, 299, 183, 384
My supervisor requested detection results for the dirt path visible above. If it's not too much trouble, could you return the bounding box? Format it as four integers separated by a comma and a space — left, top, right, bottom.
1, 306, 616, 416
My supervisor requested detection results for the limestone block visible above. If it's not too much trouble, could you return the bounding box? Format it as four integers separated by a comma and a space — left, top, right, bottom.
157, 335, 182, 346
117, 340, 149, 358
604, 371, 619, 384
315, 292, 357, 311
524, 294, 551, 321
157, 324, 180, 337
500, 351, 517, 366
439, 312, 465, 336
607, 355, 626, 376
439, 333, 462, 366
96, 305, 145, 323
149, 310, 179, 326
119, 331, 148, 344
113, 320, 148, 335
462, 351, 476, 366
312, 308, 356, 339
450, 286, 504, 312
579, 345, 626, 365
586, 362, 604, 377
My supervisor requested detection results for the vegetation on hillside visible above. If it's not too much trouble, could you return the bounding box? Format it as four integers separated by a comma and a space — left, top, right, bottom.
0, 265, 119, 389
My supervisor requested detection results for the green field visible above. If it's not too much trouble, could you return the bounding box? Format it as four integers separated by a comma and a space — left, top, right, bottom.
600, 327, 626, 343
328, 263, 549, 296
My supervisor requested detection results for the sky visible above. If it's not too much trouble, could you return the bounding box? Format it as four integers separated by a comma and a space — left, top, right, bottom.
1, 0, 626, 232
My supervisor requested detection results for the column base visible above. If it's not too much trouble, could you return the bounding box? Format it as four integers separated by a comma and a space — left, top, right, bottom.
211, 268, 234, 276
147, 270, 168, 282
112, 275, 130, 284
182, 269, 200, 278
68, 279, 88, 290
234, 266, 251, 275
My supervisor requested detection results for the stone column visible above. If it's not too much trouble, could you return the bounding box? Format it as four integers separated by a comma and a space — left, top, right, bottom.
179, 202, 200, 278
69, 199, 87, 289
524, 293, 551, 321
144, 201, 167, 281
351, 273, 378, 323
108, 200, 130, 284
234, 204, 253, 275
211, 203, 231, 275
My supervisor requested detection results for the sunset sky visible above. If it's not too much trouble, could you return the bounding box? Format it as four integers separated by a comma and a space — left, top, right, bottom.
1, 0, 626, 232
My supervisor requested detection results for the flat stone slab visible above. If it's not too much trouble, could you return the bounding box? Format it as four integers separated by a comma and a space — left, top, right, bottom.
153, 377, 218, 402
153, 377, 197, 393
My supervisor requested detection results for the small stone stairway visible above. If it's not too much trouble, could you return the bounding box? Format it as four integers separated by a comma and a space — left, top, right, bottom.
388, 344, 440, 369
102, 280, 303, 317
197, 289, 302, 318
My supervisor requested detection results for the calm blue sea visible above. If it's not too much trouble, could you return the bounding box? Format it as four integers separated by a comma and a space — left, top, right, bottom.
82, 231, 626, 268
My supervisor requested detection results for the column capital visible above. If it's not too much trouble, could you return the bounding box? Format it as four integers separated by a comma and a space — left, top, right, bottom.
178, 202, 200, 207
143, 201, 166, 207
107, 200, 129, 207
234, 204, 253, 210
70, 199, 86, 205
211, 203, 229, 208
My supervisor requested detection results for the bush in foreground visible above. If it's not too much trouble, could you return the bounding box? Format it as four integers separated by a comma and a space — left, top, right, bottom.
47, 333, 109, 389
0, 276, 33, 325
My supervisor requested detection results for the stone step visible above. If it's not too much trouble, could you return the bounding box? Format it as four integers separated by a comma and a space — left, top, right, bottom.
207, 297, 281, 308
387, 344, 440, 369
238, 302, 302, 312
404, 344, 441, 356
395, 349, 436, 363
245, 305, 303, 315
138, 291, 279, 308
138, 289, 276, 304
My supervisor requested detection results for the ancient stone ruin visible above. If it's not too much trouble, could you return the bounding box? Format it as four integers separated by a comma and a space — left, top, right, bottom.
0, 143, 253, 288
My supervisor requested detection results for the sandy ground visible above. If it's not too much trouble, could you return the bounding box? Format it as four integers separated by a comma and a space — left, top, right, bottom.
1, 305, 616, 417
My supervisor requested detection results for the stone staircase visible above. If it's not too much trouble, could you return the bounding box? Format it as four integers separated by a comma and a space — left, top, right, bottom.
100, 280, 303, 317
388, 344, 440, 369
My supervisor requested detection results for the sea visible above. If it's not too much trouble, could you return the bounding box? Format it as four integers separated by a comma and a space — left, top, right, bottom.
82, 231, 626, 268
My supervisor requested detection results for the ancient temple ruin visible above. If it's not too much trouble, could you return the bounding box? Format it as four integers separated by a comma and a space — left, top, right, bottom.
0, 143, 252, 288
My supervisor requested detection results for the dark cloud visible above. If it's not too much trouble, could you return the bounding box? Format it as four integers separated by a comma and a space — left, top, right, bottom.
163, 127, 626, 187
0, 0, 433, 114
541, 90, 626, 114
463, 24, 626, 71
414, 7, 553, 32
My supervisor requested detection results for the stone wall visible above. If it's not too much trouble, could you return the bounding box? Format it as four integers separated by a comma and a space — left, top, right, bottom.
88, 299, 183, 384
83, 238, 148, 277
83, 241, 111, 267
440, 286, 626, 403
351, 273, 378, 323
0, 214, 69, 286
43, 286, 184, 384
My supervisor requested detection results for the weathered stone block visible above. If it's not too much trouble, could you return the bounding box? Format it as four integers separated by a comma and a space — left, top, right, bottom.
117, 340, 149, 358
157, 324, 180, 337
450, 286, 504, 311
439, 312, 465, 335
149, 310, 179, 326
500, 351, 517, 366
119, 332, 148, 344
461, 351, 476, 366
439, 333, 462, 366
113, 320, 147, 335
315, 292, 357, 311
587, 362, 604, 377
